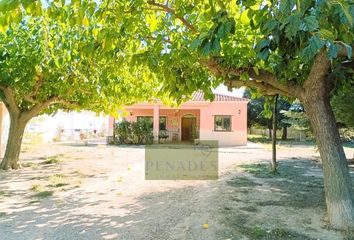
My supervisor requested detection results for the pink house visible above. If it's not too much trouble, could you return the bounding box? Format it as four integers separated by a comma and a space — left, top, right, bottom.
109, 91, 249, 146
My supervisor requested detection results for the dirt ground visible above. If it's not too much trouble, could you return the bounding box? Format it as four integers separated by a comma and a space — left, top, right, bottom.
0, 141, 354, 240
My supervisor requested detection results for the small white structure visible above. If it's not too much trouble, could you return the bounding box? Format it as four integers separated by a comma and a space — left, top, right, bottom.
0, 103, 110, 157
26, 111, 109, 142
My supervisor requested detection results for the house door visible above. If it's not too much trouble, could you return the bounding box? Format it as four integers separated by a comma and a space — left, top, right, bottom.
181, 117, 196, 141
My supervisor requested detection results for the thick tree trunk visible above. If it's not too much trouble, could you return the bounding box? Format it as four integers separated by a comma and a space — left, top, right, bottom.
303, 97, 354, 229
0, 114, 28, 170
281, 127, 287, 140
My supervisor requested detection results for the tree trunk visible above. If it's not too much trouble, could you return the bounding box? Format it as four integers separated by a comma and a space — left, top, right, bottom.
0, 114, 28, 170
268, 128, 272, 139
272, 95, 278, 173
282, 127, 288, 140
303, 97, 354, 229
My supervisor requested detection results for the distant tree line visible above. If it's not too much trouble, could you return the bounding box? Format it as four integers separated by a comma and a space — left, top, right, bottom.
245, 86, 354, 142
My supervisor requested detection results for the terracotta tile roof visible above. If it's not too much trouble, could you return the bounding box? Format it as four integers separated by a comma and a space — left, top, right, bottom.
190, 91, 248, 102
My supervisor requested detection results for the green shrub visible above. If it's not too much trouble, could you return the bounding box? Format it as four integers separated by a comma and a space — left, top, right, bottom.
130, 120, 153, 144
115, 120, 131, 144
114, 119, 153, 145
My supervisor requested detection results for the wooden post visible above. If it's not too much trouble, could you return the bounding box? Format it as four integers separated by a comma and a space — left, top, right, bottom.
271, 94, 279, 173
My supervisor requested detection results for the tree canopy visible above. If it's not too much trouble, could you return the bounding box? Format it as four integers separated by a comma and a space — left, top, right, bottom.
90, 0, 354, 100
0, 0, 162, 117
2, 1, 353, 100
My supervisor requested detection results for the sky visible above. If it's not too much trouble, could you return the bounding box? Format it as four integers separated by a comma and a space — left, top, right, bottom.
213, 84, 245, 98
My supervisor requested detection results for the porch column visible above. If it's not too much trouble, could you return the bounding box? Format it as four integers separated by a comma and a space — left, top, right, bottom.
153, 105, 159, 142
199, 108, 209, 142
108, 116, 115, 136
0, 103, 3, 157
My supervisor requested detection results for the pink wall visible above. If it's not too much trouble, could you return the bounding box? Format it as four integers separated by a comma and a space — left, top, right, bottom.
112, 100, 248, 146
199, 102, 248, 145
199, 102, 247, 131
125, 109, 154, 122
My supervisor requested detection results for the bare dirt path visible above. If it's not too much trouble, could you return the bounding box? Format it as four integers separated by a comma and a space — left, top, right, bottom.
0, 142, 353, 239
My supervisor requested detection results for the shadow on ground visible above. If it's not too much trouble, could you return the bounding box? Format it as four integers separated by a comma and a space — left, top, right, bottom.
0, 146, 352, 240
218, 160, 354, 240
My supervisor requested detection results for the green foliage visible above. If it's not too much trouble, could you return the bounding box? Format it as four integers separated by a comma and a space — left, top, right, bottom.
0, 0, 163, 117
247, 226, 267, 239
282, 99, 354, 142
114, 119, 153, 145
281, 102, 314, 140
244, 90, 291, 129
130, 119, 154, 144
115, 120, 131, 144
332, 86, 354, 128
92, 0, 354, 96
3, 0, 353, 108
339, 128, 354, 142
0, 0, 171, 167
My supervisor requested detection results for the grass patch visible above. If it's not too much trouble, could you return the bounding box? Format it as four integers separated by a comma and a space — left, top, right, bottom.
22, 162, 39, 169
248, 134, 315, 146
248, 135, 272, 144
48, 173, 69, 188
266, 228, 314, 240
238, 163, 277, 178
227, 176, 261, 188
33, 190, 54, 198
42, 156, 62, 165
71, 170, 87, 178
247, 226, 267, 239
0, 190, 10, 197
235, 161, 326, 209
239, 205, 258, 212
0, 212, 6, 217
30, 184, 44, 192
220, 210, 313, 239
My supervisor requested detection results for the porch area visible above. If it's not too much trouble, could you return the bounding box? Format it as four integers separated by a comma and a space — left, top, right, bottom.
124, 105, 201, 143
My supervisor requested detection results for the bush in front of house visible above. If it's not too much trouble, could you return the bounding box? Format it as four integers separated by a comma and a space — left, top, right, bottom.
115, 120, 131, 144
114, 119, 153, 145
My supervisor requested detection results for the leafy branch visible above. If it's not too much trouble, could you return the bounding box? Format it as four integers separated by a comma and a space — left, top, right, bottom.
147, 1, 197, 33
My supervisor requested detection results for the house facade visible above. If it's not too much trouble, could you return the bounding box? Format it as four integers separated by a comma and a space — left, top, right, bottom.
109, 91, 249, 146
